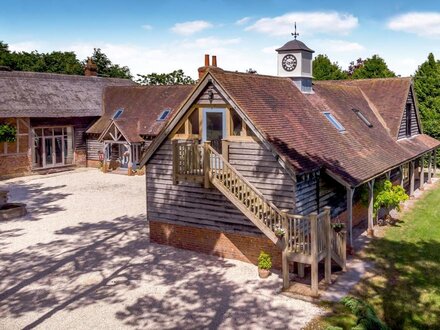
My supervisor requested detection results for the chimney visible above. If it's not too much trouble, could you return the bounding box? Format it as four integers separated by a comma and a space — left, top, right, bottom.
198, 54, 218, 79
84, 57, 98, 77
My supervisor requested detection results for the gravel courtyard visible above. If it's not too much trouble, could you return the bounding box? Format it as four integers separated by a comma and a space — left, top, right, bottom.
0, 169, 321, 329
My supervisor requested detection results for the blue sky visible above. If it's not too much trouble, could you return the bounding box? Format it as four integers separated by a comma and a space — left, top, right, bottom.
2, 0, 440, 78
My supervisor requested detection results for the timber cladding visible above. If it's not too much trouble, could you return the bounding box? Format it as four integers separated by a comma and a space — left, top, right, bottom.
149, 220, 282, 269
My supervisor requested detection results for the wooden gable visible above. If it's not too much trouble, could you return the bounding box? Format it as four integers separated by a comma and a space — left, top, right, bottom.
194, 83, 227, 105
398, 87, 421, 139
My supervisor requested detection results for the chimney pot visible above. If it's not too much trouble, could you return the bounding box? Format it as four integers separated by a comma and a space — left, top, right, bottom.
84, 57, 98, 77
204, 54, 210, 67
212, 55, 217, 67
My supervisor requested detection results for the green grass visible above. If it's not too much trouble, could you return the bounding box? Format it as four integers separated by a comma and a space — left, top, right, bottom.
308, 184, 440, 330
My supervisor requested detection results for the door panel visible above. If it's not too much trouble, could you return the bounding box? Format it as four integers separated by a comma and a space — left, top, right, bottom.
203, 109, 226, 153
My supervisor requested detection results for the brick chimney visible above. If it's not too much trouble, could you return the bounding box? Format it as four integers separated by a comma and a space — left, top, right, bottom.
198, 54, 218, 79
84, 57, 98, 77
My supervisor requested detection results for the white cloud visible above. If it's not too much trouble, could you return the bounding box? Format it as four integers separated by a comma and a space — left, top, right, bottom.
235, 17, 251, 25
388, 12, 440, 38
170, 20, 213, 36
317, 39, 364, 52
141, 24, 153, 30
246, 11, 358, 36
261, 45, 278, 54
8, 41, 42, 52
182, 37, 241, 49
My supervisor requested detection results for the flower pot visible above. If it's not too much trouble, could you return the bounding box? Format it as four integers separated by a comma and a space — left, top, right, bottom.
258, 268, 271, 278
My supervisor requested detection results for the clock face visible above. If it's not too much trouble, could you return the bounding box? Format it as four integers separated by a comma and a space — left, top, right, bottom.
282, 54, 297, 72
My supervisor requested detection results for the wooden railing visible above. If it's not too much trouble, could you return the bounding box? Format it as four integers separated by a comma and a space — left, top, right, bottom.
331, 229, 347, 271
172, 140, 204, 184
206, 143, 285, 241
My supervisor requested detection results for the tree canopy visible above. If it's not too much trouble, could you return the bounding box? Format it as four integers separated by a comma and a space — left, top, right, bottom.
413, 53, 440, 140
312, 54, 348, 80
136, 69, 195, 85
349, 55, 396, 79
90, 48, 131, 79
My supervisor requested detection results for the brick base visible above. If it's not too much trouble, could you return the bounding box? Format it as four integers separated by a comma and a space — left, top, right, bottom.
149, 221, 282, 269
87, 159, 101, 168
0, 154, 31, 179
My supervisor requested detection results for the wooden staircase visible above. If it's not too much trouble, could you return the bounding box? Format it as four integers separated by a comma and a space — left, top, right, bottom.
173, 140, 347, 296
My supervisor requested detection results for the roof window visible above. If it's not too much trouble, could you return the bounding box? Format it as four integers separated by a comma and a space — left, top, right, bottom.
352, 108, 373, 128
113, 109, 124, 119
323, 112, 345, 132
157, 108, 171, 121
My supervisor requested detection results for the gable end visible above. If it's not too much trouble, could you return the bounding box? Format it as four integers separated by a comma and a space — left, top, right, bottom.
397, 87, 421, 139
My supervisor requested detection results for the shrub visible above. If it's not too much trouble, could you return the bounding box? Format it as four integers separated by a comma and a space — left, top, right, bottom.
258, 251, 272, 270
341, 296, 388, 330
0, 123, 16, 142
360, 180, 408, 216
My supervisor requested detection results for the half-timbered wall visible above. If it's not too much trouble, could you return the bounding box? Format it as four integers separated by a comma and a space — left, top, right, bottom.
398, 88, 421, 139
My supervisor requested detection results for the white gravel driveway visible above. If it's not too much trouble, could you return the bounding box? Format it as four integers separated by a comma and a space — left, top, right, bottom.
0, 169, 321, 329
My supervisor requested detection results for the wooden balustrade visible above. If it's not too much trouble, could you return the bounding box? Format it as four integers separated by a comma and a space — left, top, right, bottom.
172, 140, 204, 184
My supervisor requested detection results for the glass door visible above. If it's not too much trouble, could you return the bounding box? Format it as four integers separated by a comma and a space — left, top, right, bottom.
44, 137, 54, 166
202, 109, 226, 153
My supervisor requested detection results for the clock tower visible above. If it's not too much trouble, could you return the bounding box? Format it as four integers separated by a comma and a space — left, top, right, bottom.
276, 24, 314, 93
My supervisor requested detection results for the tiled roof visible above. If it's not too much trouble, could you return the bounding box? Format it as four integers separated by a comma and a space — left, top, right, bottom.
210, 68, 439, 186
87, 85, 194, 142
0, 71, 135, 117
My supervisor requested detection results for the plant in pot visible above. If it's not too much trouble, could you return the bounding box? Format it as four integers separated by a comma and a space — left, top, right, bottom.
0, 123, 16, 143
331, 222, 345, 233
274, 225, 285, 238
373, 180, 408, 224
258, 251, 272, 278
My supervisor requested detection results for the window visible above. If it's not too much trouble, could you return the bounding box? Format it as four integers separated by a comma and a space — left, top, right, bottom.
189, 110, 199, 135
158, 109, 171, 121
230, 110, 243, 136
113, 109, 124, 120
352, 108, 373, 127
406, 103, 412, 137
323, 112, 345, 132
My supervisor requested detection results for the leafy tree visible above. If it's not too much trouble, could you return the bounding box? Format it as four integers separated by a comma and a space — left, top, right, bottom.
313, 54, 348, 80
90, 48, 132, 79
413, 53, 440, 140
349, 55, 396, 79
136, 69, 195, 85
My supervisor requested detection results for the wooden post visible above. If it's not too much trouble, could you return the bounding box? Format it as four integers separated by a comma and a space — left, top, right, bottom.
409, 160, 415, 197
346, 187, 355, 248
341, 231, 347, 271
385, 171, 391, 181
203, 141, 211, 189
324, 206, 332, 285
419, 155, 425, 190
367, 178, 375, 237
434, 149, 437, 177
428, 152, 433, 184
399, 165, 404, 187
221, 140, 229, 162
172, 140, 178, 185
281, 212, 289, 290
310, 212, 319, 297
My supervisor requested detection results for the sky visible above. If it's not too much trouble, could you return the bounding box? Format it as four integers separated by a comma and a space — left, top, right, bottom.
2, 0, 440, 79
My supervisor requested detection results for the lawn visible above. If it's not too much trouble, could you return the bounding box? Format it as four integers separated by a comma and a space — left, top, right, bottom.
308, 183, 440, 330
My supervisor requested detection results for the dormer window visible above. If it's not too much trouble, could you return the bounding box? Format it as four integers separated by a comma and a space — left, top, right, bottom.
113, 109, 124, 119
157, 109, 171, 121
352, 108, 373, 128
406, 103, 412, 137
323, 112, 345, 132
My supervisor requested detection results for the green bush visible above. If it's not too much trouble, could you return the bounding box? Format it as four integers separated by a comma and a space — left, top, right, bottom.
258, 251, 272, 270
341, 296, 388, 330
360, 180, 408, 216
0, 123, 16, 142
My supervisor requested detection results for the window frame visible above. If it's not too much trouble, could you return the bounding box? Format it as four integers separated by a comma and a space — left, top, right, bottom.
113, 109, 124, 120
323, 112, 345, 133
157, 109, 171, 121
352, 108, 373, 128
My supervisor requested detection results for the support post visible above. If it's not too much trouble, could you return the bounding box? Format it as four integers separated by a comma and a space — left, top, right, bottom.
172, 140, 178, 185
221, 140, 229, 162
341, 231, 347, 272
127, 143, 133, 176
281, 212, 289, 290
399, 165, 404, 187
419, 155, 425, 190
346, 187, 355, 249
298, 263, 305, 278
385, 171, 391, 181
324, 206, 332, 285
434, 149, 437, 177
203, 141, 211, 189
367, 178, 375, 237
310, 212, 319, 297
428, 152, 433, 184
409, 161, 415, 197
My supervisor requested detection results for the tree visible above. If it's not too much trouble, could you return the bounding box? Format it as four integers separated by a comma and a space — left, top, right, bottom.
136, 69, 195, 85
90, 48, 132, 79
312, 54, 348, 80
413, 53, 440, 140
349, 55, 396, 79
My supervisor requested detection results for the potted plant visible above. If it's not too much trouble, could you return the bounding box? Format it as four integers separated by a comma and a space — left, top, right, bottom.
331, 223, 345, 233
258, 251, 272, 278
274, 226, 285, 238
0, 123, 16, 143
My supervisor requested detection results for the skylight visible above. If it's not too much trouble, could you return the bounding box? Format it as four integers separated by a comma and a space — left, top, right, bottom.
352, 108, 373, 128
113, 109, 124, 120
157, 109, 171, 121
323, 112, 345, 132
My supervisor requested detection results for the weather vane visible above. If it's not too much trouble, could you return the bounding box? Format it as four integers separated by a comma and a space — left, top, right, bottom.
291, 22, 299, 40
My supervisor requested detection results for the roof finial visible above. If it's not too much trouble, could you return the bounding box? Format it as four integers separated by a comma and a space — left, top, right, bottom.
291, 22, 299, 40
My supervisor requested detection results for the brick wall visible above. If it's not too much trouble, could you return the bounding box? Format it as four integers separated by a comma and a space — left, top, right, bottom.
87, 159, 101, 168
0, 154, 31, 178
150, 220, 282, 269
335, 200, 368, 227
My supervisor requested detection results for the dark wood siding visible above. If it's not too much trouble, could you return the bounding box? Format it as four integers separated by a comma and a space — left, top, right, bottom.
147, 139, 295, 235
398, 88, 420, 139
195, 83, 227, 105
295, 173, 318, 216
86, 138, 104, 161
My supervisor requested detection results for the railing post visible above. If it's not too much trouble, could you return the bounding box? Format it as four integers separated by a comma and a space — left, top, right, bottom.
281, 211, 289, 290
324, 206, 332, 285
310, 212, 319, 297
341, 230, 347, 272
172, 139, 178, 185
203, 141, 211, 189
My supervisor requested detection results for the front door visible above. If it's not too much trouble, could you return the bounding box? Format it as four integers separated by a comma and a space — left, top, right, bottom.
202, 109, 226, 153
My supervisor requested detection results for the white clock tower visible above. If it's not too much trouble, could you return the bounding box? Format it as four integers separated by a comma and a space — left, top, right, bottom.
276, 24, 314, 93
